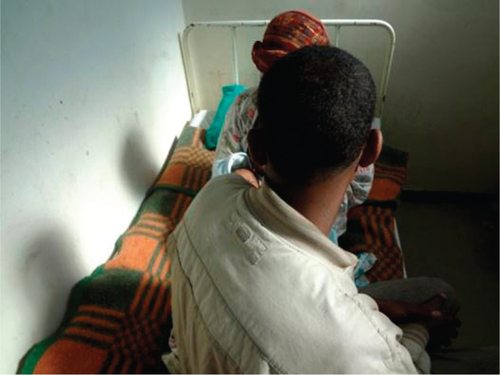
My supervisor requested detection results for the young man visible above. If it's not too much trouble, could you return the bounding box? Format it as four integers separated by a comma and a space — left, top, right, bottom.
165, 46, 459, 373
212, 10, 375, 247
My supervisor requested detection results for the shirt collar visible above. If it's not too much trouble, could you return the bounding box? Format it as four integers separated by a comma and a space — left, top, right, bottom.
245, 179, 358, 270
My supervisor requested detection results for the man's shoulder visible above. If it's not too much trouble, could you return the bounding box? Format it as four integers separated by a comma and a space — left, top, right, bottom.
197, 174, 250, 203
180, 174, 251, 227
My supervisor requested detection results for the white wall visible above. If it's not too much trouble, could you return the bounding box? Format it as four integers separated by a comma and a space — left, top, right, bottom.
183, 0, 499, 193
1, 0, 190, 372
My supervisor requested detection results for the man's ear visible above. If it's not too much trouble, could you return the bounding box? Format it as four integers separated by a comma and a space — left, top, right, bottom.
359, 129, 383, 168
247, 126, 268, 173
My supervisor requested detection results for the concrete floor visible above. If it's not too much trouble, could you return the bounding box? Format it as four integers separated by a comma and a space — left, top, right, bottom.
397, 192, 499, 349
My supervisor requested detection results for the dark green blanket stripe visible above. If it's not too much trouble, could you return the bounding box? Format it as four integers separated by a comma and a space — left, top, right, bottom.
18, 265, 105, 374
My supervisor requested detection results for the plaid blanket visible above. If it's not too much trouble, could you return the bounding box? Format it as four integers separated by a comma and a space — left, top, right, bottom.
17, 126, 409, 374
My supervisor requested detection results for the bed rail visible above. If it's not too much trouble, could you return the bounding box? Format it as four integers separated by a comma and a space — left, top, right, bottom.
179, 19, 396, 118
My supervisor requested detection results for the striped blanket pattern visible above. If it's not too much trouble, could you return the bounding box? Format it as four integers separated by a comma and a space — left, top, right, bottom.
18, 126, 408, 373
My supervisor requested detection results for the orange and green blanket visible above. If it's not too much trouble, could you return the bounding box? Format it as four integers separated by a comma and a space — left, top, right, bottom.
17, 125, 409, 374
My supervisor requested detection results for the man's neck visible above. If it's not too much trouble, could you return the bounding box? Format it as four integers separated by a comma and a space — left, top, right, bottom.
266, 170, 354, 236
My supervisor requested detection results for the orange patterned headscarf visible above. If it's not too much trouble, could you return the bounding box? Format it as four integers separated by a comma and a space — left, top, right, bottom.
251, 10, 330, 73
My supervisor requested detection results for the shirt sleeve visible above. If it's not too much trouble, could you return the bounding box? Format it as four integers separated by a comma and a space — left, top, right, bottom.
332, 165, 373, 237
212, 152, 251, 176
345, 164, 375, 209
352, 293, 430, 374
211, 90, 257, 178
344, 117, 381, 208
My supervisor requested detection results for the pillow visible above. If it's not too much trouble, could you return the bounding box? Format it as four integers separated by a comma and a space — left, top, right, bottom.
204, 84, 247, 150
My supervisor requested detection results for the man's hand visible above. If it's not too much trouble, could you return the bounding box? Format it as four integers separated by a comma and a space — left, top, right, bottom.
375, 294, 461, 349
421, 313, 461, 350
418, 294, 461, 349
233, 168, 259, 188
375, 298, 443, 325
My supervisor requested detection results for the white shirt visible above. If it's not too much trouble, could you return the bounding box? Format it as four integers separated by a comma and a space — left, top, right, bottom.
166, 175, 430, 373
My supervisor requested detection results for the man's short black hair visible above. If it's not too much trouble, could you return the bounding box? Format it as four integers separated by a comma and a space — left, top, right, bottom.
257, 45, 376, 184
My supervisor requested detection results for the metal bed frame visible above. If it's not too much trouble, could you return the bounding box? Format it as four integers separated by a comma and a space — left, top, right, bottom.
179, 19, 396, 119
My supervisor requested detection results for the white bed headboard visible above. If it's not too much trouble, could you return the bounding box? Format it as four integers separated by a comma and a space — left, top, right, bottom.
179, 19, 395, 119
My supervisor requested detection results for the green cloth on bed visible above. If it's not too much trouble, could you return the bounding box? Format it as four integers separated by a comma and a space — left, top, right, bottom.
204, 84, 247, 149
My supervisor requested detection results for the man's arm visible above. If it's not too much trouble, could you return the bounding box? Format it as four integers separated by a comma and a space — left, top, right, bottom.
374, 294, 460, 373
375, 294, 460, 343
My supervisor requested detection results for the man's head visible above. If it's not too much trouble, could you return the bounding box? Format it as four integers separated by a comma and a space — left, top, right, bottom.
251, 10, 330, 73
249, 45, 380, 186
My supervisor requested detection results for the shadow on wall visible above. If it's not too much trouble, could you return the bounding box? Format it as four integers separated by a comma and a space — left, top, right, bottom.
22, 226, 85, 346
121, 126, 159, 198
